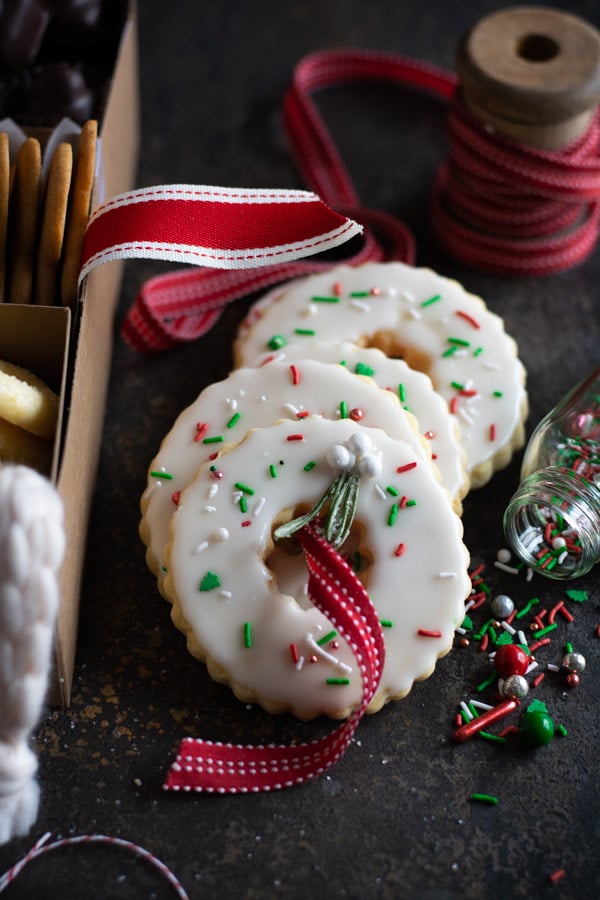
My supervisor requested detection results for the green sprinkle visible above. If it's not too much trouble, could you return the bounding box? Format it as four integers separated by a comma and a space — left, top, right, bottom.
317, 629, 337, 646
267, 334, 287, 350
473, 346, 483, 356
493, 390, 503, 398
470, 793, 499, 805
564, 641, 573, 654
398, 383, 406, 403
388, 503, 399, 526
227, 412, 241, 429
339, 400, 348, 418
450, 381, 464, 391
442, 346, 458, 357
326, 677, 350, 685
380, 619, 393, 628
199, 571, 221, 592
239, 495, 248, 513
203, 435, 224, 444
269, 464, 277, 479
386, 485, 399, 496
150, 470, 173, 480
234, 482, 255, 495
243, 622, 252, 648
421, 293, 441, 307
350, 290, 370, 298
294, 328, 316, 336
533, 622, 558, 639
447, 337, 470, 347
476, 671, 497, 692
405, 498, 417, 507
304, 461, 316, 471
313, 295, 340, 303
478, 732, 507, 744
355, 362, 375, 377
557, 724, 568, 737
515, 597, 540, 619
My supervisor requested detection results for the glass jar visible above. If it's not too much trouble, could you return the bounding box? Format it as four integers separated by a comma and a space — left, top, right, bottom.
503, 364, 600, 579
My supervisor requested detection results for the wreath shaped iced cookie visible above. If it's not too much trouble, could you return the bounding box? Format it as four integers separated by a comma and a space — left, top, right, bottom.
253, 341, 469, 512
164, 416, 471, 720
140, 358, 433, 593
234, 262, 528, 489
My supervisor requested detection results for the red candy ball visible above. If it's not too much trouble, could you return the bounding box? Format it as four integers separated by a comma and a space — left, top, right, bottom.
493, 644, 529, 678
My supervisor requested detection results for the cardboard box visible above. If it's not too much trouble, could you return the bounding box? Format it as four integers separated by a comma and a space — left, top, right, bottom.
0, 2, 140, 706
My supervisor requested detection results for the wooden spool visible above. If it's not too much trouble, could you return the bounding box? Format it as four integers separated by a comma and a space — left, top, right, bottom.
456, 5, 600, 149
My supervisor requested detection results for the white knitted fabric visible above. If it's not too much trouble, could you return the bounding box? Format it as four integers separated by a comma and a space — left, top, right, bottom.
0, 465, 64, 845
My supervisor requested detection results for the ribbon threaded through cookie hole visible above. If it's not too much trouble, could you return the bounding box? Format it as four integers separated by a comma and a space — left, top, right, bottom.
267, 511, 373, 607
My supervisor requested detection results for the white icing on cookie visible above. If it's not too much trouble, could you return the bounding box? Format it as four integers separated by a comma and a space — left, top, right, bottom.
140, 359, 431, 591
164, 417, 470, 720
234, 262, 528, 488
252, 341, 469, 511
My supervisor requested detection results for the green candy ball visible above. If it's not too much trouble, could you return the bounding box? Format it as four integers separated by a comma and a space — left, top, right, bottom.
518, 709, 555, 747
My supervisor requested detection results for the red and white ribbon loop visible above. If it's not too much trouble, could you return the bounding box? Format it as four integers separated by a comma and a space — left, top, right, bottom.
79, 183, 363, 283
164, 524, 385, 794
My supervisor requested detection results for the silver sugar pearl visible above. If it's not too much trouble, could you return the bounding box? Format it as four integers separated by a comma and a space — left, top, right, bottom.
562, 651, 586, 675
490, 593, 514, 619
500, 674, 529, 700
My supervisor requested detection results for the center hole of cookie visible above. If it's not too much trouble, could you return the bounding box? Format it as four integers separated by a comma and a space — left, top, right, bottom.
266, 510, 372, 609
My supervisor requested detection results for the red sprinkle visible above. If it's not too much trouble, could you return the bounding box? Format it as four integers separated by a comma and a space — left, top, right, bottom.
296, 410, 310, 419
290, 643, 299, 664
454, 699, 518, 743
286, 434, 305, 441
449, 396, 458, 414
241, 520, 252, 527
290, 364, 300, 385
455, 309, 481, 329
396, 461, 417, 473
417, 628, 442, 638
194, 422, 209, 442
394, 543, 406, 557
260, 354, 275, 366
528, 637, 551, 653
559, 606, 574, 622
171, 491, 181, 506
532, 672, 545, 688
489, 423, 497, 442
548, 869, 566, 884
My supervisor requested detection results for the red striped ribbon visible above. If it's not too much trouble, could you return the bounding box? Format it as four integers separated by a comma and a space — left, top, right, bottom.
164, 524, 385, 794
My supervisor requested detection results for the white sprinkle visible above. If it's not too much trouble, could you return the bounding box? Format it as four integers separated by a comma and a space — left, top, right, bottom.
350, 299, 370, 312
469, 699, 494, 711
193, 541, 209, 554
400, 289, 414, 302
218, 590, 232, 599
253, 497, 266, 517
232, 490, 243, 504
282, 402, 300, 415
211, 527, 229, 542
305, 633, 352, 674
373, 482, 387, 500
526, 661, 538, 674
226, 397, 238, 410
494, 561, 520, 575
408, 308, 421, 320
437, 571, 457, 579
208, 484, 218, 498
517, 630, 528, 645
302, 303, 318, 316
203, 505, 217, 513
547, 663, 561, 672
482, 360, 500, 370
460, 701, 473, 721
455, 626, 467, 634
295, 656, 305, 671
501, 621, 516, 635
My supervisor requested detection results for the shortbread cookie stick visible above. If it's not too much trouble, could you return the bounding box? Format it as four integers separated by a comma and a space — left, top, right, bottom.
7, 137, 42, 305
0, 133, 9, 303
35, 141, 73, 306
0, 357, 58, 439
60, 119, 97, 309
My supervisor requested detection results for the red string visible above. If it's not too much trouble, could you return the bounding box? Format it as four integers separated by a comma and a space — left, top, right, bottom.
119, 48, 600, 344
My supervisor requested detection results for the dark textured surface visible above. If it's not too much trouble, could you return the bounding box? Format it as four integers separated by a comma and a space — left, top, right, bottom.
2, 1, 600, 897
